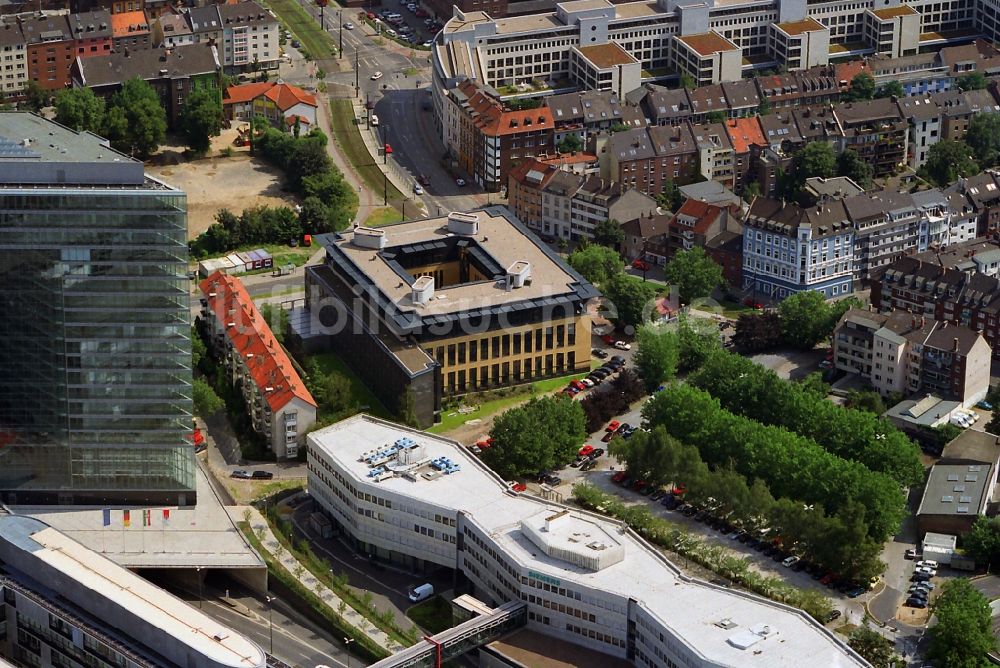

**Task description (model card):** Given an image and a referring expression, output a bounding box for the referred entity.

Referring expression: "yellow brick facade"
[423,314,592,396]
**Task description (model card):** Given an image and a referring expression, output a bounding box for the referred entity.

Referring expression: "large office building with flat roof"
[0,515,266,668]
[0,113,195,506]
[307,414,871,668]
[291,208,598,427]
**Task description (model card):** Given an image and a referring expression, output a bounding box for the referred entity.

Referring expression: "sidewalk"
[232,505,407,653]
[315,100,378,227]
[349,98,423,211]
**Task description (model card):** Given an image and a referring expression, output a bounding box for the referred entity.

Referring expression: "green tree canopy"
[106,77,167,159]
[846,388,887,414]
[592,219,625,248]
[876,80,904,99]
[634,325,679,391]
[178,86,223,153]
[922,140,980,188]
[706,110,726,123]
[793,142,836,182]
[928,579,996,668]
[657,180,683,211]
[777,290,835,349]
[964,516,1000,569]
[603,274,659,330]
[676,314,720,373]
[958,71,989,91]
[663,247,723,304]
[837,148,874,190]
[848,625,902,668]
[965,112,1000,167]
[54,87,105,134]
[732,311,782,352]
[483,396,587,478]
[567,244,622,285]
[556,133,582,153]
[845,72,876,101]
[192,378,224,416]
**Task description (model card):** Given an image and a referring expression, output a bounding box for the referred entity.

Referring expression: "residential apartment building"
[307,414,870,668]
[545,89,646,145]
[895,95,941,169]
[665,198,744,286]
[218,1,279,73]
[292,209,598,427]
[833,308,991,405]
[0,515,266,668]
[0,113,195,505]
[0,21,26,99]
[571,176,656,239]
[622,211,671,265]
[835,98,909,176]
[605,123,698,196]
[950,170,1000,238]
[74,43,221,130]
[110,9,148,51]
[742,197,855,300]
[200,273,316,460]
[20,13,73,90]
[68,9,111,58]
[936,88,1000,140]
[870,240,1000,354]
[846,191,930,285]
[223,81,318,128]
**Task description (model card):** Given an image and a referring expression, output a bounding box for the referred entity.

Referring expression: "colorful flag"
[142,509,151,527]
[162,508,170,526]
[123,509,131,528]
[102,509,111,527]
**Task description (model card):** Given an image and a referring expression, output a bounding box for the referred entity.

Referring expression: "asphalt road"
[154,574,361,668]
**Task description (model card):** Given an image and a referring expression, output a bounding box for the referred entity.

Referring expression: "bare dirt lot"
[147,148,296,240]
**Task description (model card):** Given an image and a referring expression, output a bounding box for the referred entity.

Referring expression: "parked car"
[251,470,274,480]
[915,566,937,576]
[578,445,595,458]
[468,444,482,455]
[231,469,251,479]
[580,378,595,388]
[649,489,666,501]
[613,341,631,351]
[782,556,800,568]
[371,71,383,80]
[543,474,562,486]
[612,471,627,483]
[590,448,605,458]
[508,481,527,493]
[823,610,842,624]
[606,420,621,432]
[632,259,650,271]
[592,348,608,359]
[580,459,597,472]
[976,400,993,410]
[905,597,927,608]
[916,560,939,569]
[904,548,919,560]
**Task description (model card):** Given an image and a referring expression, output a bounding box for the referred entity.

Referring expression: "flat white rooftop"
[0,515,265,668]
[309,415,869,668]
[12,465,263,570]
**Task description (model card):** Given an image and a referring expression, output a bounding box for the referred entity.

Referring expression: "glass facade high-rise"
[0,113,195,505]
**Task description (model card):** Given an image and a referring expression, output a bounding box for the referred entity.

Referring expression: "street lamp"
[266,595,277,654]
[339,9,344,59]
[343,637,355,668]
[195,566,203,610]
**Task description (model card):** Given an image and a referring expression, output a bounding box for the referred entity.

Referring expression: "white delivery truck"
[407,583,434,603]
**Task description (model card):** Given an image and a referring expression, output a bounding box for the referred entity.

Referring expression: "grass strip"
[262,0,335,60]
[328,99,405,206]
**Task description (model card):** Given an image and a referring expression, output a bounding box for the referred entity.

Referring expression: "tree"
[792,142,836,183]
[676,314,720,373]
[989,402,1000,437]
[593,219,625,249]
[958,71,988,91]
[927,579,996,668]
[965,113,1000,167]
[679,73,696,90]
[657,180,683,211]
[778,290,835,349]
[663,247,723,304]
[732,312,782,352]
[54,87,105,134]
[483,396,586,478]
[21,80,49,112]
[876,80,904,99]
[634,325,679,391]
[286,133,333,192]
[848,626,902,668]
[556,133,582,153]
[192,378,224,416]
[178,86,222,153]
[845,72,876,101]
[921,140,979,188]
[797,371,830,399]
[603,273,659,330]
[567,244,622,285]
[964,516,1000,569]
[846,388,887,415]
[398,389,419,427]
[837,148,873,190]
[106,77,167,158]
[706,110,726,123]
[320,372,355,416]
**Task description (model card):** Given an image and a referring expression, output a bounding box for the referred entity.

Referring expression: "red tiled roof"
[199,272,317,413]
[835,60,871,85]
[725,116,766,154]
[110,11,148,37]
[264,82,318,110]
[223,81,273,104]
[538,152,598,167]
[284,114,311,126]
[461,81,554,137]
[670,199,725,236]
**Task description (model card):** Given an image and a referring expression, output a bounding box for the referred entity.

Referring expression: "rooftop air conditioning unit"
[353,226,386,250]
[447,211,479,236]
[507,260,531,288]
[412,275,434,305]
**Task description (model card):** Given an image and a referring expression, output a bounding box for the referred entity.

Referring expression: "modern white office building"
[307,414,870,668]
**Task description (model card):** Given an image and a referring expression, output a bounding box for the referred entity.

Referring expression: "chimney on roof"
[953,337,959,351]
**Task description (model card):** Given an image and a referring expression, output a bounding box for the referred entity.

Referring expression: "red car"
[366,11,375,18]
[508,481,527,493]
[606,420,621,432]
[570,380,586,391]
[578,444,594,458]
[612,471,627,483]
[476,437,494,449]
[601,334,614,345]
[632,259,650,271]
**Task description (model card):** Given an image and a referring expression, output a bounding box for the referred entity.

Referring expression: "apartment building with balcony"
[845,191,927,285]
[0,20,26,99]
[199,272,316,460]
[212,0,278,73]
[742,197,855,300]
[665,198,744,285]
[692,121,735,190]
[950,170,1000,238]
[605,123,698,196]
[834,97,909,176]
[833,309,991,406]
[870,239,1000,355]
[545,89,646,146]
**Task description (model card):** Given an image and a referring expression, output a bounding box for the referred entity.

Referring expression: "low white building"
[921,532,957,565]
[307,414,870,668]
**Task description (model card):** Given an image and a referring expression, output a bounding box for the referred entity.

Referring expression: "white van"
[408,583,434,603]
[385,28,398,38]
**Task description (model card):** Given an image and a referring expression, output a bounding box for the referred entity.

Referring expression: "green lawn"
[328,99,406,207]
[718,299,757,319]
[261,0,335,60]
[364,207,403,227]
[428,371,590,435]
[308,351,392,419]
[406,596,453,635]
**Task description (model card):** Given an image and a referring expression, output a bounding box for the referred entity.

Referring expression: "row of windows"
[431,325,576,367]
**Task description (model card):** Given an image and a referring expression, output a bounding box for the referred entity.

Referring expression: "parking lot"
[369,2,442,48]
